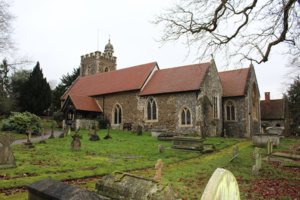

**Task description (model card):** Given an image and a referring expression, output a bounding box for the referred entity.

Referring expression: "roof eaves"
[61,76,80,100]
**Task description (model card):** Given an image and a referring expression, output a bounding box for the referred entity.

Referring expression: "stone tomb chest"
[252,133,280,146]
[171,136,205,151]
[266,127,284,135]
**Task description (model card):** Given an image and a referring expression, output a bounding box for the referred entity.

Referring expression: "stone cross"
[252,147,261,176]
[71,131,83,151]
[229,146,238,162]
[27,127,33,142]
[88,123,93,135]
[154,159,163,181]
[50,123,55,138]
[0,132,16,169]
[158,144,165,154]
[39,128,46,144]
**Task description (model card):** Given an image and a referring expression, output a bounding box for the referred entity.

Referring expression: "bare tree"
[153,0,300,66]
[48,79,58,90]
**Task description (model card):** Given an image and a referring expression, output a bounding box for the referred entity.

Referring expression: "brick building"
[61,40,261,138]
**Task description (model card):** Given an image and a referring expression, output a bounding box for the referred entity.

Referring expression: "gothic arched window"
[252,83,258,120]
[226,101,236,121]
[180,107,191,125]
[113,104,122,124]
[146,97,157,121]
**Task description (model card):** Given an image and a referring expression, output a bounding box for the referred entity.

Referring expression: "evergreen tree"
[287,76,300,126]
[19,62,51,115]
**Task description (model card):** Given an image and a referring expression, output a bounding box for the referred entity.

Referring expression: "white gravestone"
[201,168,240,200]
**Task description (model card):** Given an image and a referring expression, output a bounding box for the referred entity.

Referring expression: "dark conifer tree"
[19,62,51,115]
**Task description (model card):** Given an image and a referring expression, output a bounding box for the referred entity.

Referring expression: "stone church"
[61,40,261,138]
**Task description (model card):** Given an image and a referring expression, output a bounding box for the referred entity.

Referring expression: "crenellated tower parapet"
[80,39,117,77]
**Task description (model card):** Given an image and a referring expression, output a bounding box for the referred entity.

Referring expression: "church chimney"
[265,92,270,102]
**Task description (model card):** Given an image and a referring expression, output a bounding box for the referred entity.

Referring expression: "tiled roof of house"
[69,94,102,112]
[260,99,284,120]
[62,62,157,99]
[139,63,210,96]
[219,68,249,97]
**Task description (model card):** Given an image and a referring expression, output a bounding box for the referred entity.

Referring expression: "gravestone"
[119,123,123,131]
[95,171,180,200]
[26,178,108,200]
[82,119,87,130]
[104,124,112,139]
[131,124,136,134]
[252,147,261,176]
[39,128,46,144]
[89,122,100,141]
[49,123,55,139]
[154,159,163,181]
[0,132,16,169]
[267,139,273,155]
[201,168,240,200]
[66,125,71,136]
[23,127,35,149]
[88,124,93,136]
[137,125,142,136]
[71,129,82,151]
[158,144,165,154]
[229,146,239,162]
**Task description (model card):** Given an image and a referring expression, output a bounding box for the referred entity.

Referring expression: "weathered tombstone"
[252,147,261,176]
[201,124,206,140]
[267,156,270,165]
[131,124,136,134]
[49,123,55,139]
[88,123,93,136]
[267,139,271,154]
[270,140,273,154]
[71,129,82,151]
[229,146,239,162]
[26,178,108,200]
[158,144,165,154]
[202,143,216,153]
[0,132,16,169]
[153,159,163,181]
[119,123,123,131]
[201,168,240,200]
[89,122,100,141]
[66,125,71,136]
[39,128,46,144]
[24,127,35,149]
[95,171,180,200]
[104,124,112,139]
[137,125,142,136]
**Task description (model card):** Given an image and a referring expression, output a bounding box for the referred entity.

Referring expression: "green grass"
[0,130,238,190]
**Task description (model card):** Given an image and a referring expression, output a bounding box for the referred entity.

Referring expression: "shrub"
[97,115,110,129]
[53,111,64,125]
[2,112,41,135]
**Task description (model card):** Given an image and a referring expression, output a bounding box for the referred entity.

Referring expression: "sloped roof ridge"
[219,67,249,73]
[69,94,89,97]
[159,62,210,71]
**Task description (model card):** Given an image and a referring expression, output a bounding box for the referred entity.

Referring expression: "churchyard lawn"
[1,130,300,199]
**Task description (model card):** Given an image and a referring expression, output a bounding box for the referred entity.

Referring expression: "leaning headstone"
[23,127,35,149]
[229,146,239,162]
[89,122,100,141]
[95,171,180,200]
[26,178,108,200]
[49,123,55,139]
[201,168,240,200]
[158,144,165,154]
[104,124,112,139]
[119,123,123,131]
[154,159,163,181]
[39,128,46,144]
[88,124,93,136]
[0,132,16,169]
[71,129,82,151]
[137,125,142,136]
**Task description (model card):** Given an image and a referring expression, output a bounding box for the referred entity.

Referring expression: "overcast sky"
[10,0,291,100]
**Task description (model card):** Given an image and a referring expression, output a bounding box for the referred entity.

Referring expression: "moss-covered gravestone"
[201,168,240,200]
[137,125,142,136]
[24,127,35,149]
[66,125,71,136]
[158,144,165,154]
[71,128,82,151]
[0,132,16,169]
[39,128,46,144]
[95,171,180,200]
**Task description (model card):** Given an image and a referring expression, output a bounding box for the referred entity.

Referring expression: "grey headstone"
[0,132,16,169]
[158,144,165,154]
[137,125,142,136]
[229,146,238,162]
[71,132,82,151]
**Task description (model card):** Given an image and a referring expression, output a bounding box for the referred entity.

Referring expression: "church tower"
[80,39,117,77]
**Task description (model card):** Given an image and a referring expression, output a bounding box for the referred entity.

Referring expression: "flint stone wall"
[95,171,180,200]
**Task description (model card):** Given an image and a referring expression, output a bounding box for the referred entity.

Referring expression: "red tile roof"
[260,99,284,120]
[69,94,102,112]
[219,68,249,97]
[139,63,210,96]
[62,62,157,99]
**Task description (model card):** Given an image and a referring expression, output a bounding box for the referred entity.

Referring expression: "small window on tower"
[105,67,108,72]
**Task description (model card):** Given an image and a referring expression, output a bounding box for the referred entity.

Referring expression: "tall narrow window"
[212,91,219,118]
[226,101,236,121]
[180,107,192,126]
[113,104,122,124]
[252,83,258,120]
[146,97,158,121]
